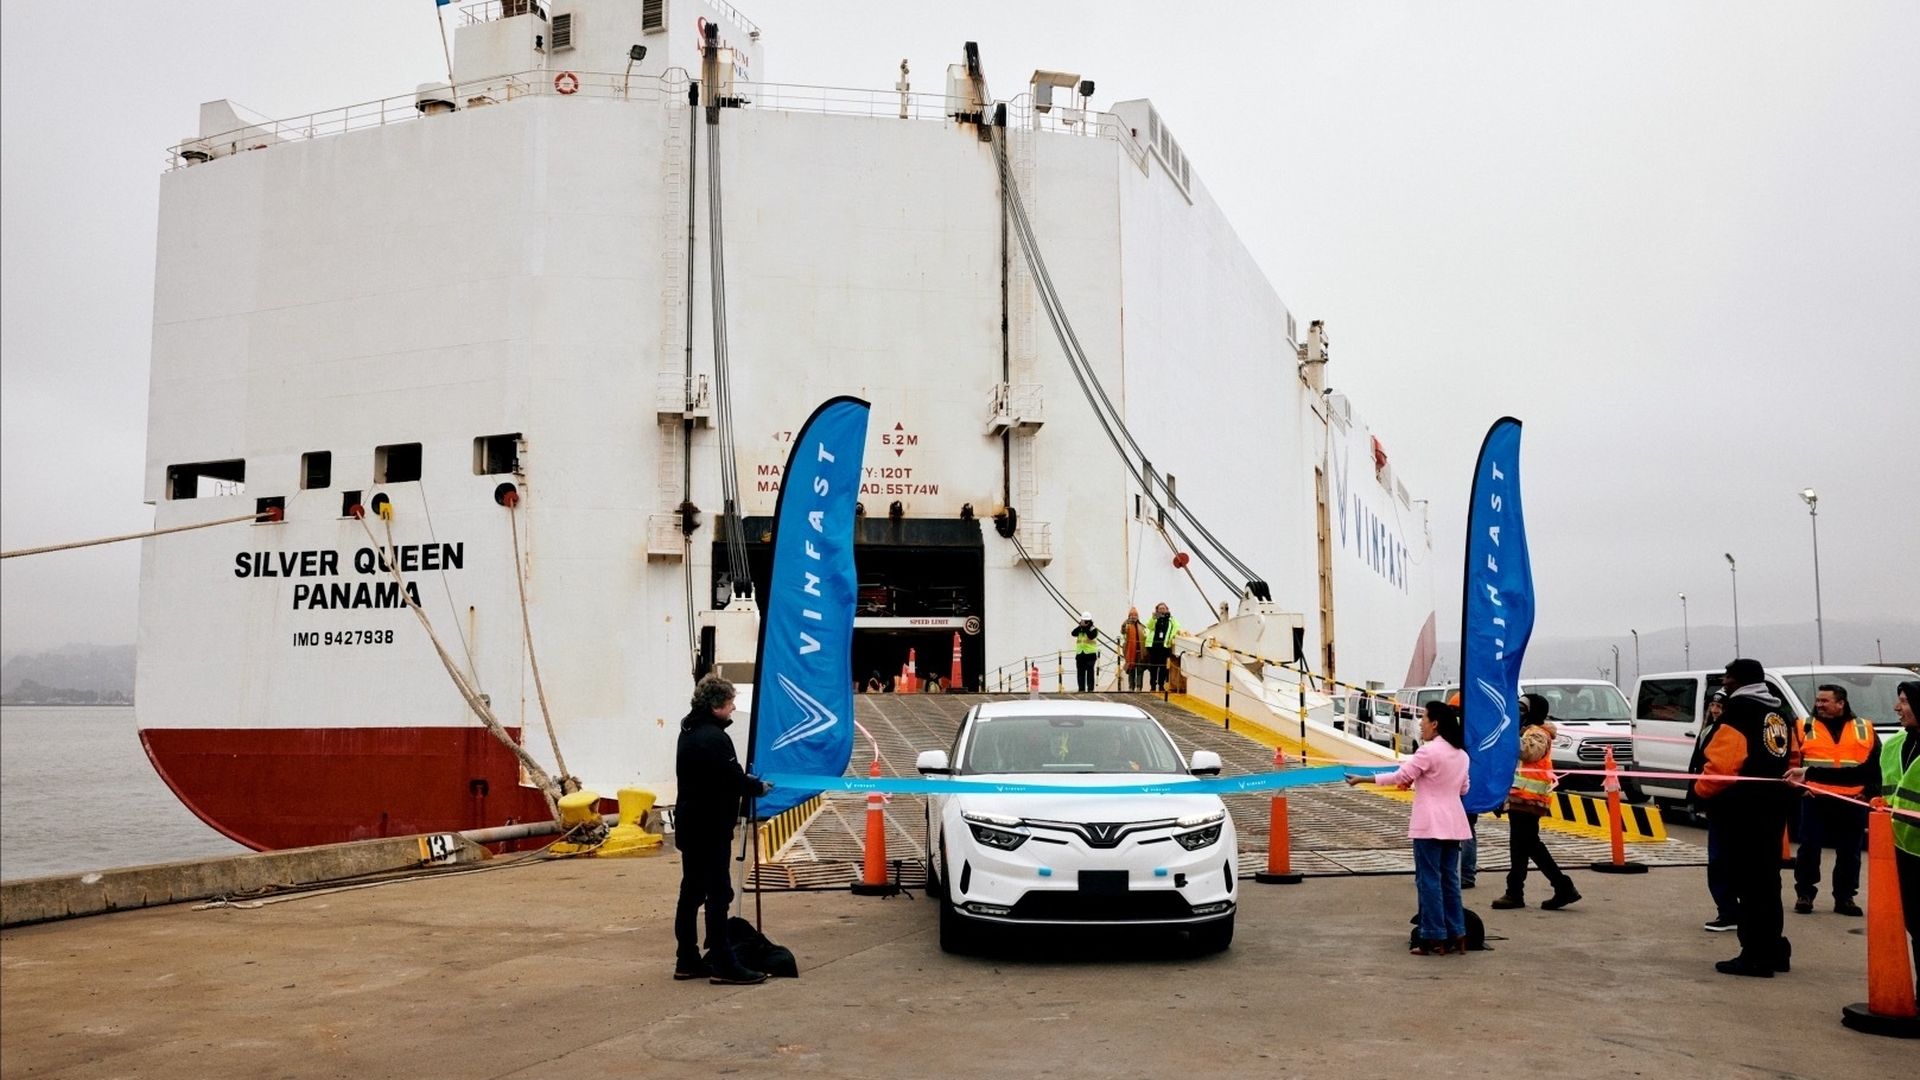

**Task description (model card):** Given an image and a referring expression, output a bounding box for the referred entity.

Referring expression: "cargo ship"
[135,0,1436,849]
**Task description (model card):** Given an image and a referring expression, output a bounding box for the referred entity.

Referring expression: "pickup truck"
[1378,680,1637,793]
[1629,665,1913,814]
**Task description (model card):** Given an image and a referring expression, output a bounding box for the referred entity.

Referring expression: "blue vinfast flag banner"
[1459,417,1535,815]
[747,396,871,819]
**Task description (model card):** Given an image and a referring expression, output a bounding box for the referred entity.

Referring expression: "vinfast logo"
[769,673,838,751]
[1329,440,1411,592]
[1472,677,1510,753]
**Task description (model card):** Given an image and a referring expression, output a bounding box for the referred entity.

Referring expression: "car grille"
[1021,818,1177,849]
[1008,891,1196,922]
[1576,737,1633,764]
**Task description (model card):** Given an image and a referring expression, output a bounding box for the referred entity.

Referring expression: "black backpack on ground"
[726,916,799,978]
[1408,909,1488,951]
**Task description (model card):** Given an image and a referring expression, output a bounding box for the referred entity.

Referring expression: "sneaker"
[1792,897,1814,915]
[1540,883,1582,911]
[1715,957,1774,978]
[1461,879,1477,890]
[1834,900,1864,917]
[1703,916,1739,932]
[1773,937,1792,974]
[672,955,711,981]
[1490,894,1526,910]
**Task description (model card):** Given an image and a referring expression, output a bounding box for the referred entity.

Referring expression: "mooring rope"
[505,499,577,792]
[0,510,269,559]
[353,508,562,820]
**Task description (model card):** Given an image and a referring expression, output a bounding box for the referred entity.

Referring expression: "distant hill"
[0,644,135,704]
[1438,619,1919,685]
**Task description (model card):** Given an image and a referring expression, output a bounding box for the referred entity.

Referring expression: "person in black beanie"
[673,674,774,985]
[1693,658,1801,977]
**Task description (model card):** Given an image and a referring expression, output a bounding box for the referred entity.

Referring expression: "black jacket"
[675,709,759,841]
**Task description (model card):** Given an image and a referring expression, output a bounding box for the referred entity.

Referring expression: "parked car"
[1387,684,1456,749]
[1333,687,1401,747]
[1383,680,1635,795]
[1630,665,1912,813]
[917,700,1237,955]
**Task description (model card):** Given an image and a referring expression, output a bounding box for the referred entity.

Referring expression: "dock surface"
[2,851,1905,1078]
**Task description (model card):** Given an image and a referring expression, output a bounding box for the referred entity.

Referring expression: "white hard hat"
[1079,611,1093,621]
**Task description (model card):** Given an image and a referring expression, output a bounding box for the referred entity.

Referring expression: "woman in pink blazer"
[1348,701,1472,954]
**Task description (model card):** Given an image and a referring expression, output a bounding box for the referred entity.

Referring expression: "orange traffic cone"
[1841,799,1920,1038]
[1781,824,1797,870]
[950,632,963,690]
[1255,747,1302,885]
[851,759,898,897]
[1589,746,1648,874]
[1028,663,1041,700]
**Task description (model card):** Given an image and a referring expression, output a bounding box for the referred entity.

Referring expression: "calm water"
[0,705,244,880]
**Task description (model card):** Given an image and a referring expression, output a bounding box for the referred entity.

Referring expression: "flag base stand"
[1841,1003,1920,1039]
[1253,871,1303,885]
[1589,860,1648,874]
[850,881,903,897]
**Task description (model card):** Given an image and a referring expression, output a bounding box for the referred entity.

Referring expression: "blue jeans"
[1413,838,1465,943]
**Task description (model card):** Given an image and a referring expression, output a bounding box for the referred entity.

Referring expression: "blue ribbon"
[758,765,1355,797]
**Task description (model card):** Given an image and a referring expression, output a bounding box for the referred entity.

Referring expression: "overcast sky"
[3,1,1915,659]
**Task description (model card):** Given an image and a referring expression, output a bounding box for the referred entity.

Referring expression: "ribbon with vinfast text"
[758,765,1353,797]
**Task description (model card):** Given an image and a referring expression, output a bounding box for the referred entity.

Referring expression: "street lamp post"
[1799,488,1825,664]
[1679,593,1690,668]
[1611,645,1622,688]
[1725,553,1740,655]
[1630,629,1640,678]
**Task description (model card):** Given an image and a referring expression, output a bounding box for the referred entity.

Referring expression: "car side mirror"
[916,750,951,776]
[1188,750,1222,777]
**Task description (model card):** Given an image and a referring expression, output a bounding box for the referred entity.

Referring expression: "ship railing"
[1003,93,1149,171]
[166,71,1144,170]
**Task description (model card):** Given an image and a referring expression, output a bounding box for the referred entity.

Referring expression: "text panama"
[231,543,462,610]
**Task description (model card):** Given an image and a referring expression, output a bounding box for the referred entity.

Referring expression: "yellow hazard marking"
[757,795,823,860]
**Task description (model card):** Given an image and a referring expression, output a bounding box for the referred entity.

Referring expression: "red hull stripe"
[139,726,553,851]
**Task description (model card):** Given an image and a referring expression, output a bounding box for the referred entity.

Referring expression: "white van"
[1630,665,1911,808]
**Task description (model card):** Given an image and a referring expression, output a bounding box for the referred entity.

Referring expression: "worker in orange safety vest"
[1783,683,1880,916]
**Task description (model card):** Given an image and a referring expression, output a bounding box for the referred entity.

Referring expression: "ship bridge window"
[473,433,522,475]
[165,459,245,500]
[375,443,422,484]
[301,451,332,490]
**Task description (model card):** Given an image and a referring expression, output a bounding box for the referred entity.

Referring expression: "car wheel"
[1189,913,1234,954]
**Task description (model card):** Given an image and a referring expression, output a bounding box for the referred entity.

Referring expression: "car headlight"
[1174,824,1223,850]
[1552,735,1575,751]
[1176,809,1225,828]
[962,810,1028,851]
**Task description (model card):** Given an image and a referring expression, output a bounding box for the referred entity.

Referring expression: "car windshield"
[1525,682,1631,721]
[961,714,1184,775]
[1782,672,1912,729]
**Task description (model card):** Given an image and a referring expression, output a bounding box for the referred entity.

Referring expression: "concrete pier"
[1,852,1907,1078]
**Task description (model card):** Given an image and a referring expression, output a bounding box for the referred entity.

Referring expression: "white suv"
[917,700,1237,954]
